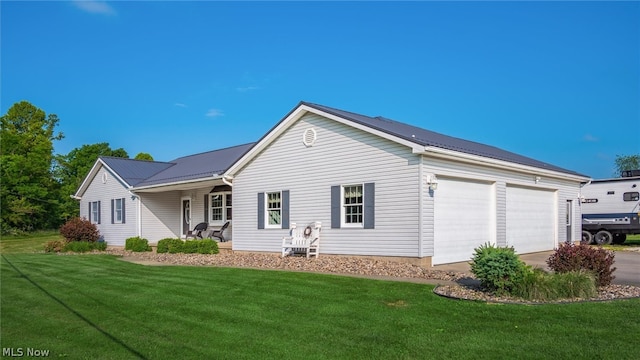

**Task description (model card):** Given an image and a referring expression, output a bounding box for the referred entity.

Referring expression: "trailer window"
[623,192,639,201]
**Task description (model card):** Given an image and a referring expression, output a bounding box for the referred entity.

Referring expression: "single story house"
[75,101,590,265]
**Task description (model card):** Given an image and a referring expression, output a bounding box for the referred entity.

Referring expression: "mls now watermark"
[2,348,50,357]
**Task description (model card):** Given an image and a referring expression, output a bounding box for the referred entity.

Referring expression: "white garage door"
[433,178,494,265]
[506,186,556,254]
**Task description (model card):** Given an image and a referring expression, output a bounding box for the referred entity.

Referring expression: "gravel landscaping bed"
[99,249,640,303]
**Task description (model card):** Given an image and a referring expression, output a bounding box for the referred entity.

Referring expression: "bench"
[282,222,321,258]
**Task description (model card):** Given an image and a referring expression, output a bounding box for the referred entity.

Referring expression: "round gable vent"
[302,128,317,147]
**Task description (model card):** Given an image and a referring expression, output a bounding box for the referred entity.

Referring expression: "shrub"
[547,243,616,286]
[125,237,152,252]
[44,240,66,253]
[167,239,184,254]
[197,239,218,254]
[156,238,218,254]
[94,239,108,251]
[64,241,92,253]
[470,243,530,295]
[60,217,100,242]
[183,240,199,254]
[512,268,597,301]
[156,238,178,254]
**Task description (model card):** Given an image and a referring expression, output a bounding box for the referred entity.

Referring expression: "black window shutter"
[88,203,92,222]
[97,201,101,224]
[364,182,375,229]
[282,190,290,229]
[111,199,115,224]
[331,185,341,229]
[204,194,209,223]
[122,198,126,224]
[257,192,265,229]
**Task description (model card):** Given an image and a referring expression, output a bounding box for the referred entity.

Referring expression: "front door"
[182,198,191,237]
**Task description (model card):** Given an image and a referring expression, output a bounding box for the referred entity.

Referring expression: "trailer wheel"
[581,231,593,245]
[594,230,613,245]
[612,233,627,245]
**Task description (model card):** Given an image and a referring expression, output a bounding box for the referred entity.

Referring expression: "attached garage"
[433,177,495,265]
[506,185,557,254]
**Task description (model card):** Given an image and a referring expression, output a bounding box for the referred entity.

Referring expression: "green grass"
[603,234,640,251]
[2,253,640,360]
[0,230,62,254]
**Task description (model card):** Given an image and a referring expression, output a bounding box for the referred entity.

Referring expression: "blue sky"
[2,1,638,179]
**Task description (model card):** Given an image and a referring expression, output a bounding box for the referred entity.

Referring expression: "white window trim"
[264,191,282,229]
[341,184,364,228]
[209,192,232,226]
[114,198,124,224]
[90,201,100,224]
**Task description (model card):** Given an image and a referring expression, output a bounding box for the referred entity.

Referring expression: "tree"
[1,101,63,232]
[134,152,154,161]
[54,143,128,221]
[614,154,640,177]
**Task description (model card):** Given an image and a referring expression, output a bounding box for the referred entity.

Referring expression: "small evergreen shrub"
[547,243,616,286]
[125,237,152,252]
[60,217,100,242]
[156,238,178,254]
[156,238,218,254]
[44,240,67,253]
[470,243,530,295]
[183,240,200,254]
[197,239,218,254]
[64,241,92,253]
[167,239,185,254]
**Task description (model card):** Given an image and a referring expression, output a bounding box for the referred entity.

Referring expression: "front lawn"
[2,253,639,359]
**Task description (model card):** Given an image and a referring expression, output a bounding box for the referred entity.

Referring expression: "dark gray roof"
[100,157,174,187]
[301,102,587,177]
[134,143,255,188]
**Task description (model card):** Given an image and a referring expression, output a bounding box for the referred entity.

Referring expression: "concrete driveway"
[433,250,640,287]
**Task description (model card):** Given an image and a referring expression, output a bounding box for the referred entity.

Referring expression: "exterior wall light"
[426,174,439,191]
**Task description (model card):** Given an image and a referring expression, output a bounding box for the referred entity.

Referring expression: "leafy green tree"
[614,154,640,177]
[134,152,154,161]
[1,101,63,232]
[54,143,128,220]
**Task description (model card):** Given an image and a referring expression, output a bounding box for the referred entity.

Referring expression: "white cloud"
[583,134,599,142]
[205,109,224,118]
[72,1,116,16]
[174,103,187,108]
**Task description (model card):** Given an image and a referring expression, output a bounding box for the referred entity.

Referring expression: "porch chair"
[186,222,209,239]
[282,222,321,258]
[210,221,230,242]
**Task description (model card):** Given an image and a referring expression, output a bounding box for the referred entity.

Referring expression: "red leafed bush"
[59,217,100,243]
[546,243,616,286]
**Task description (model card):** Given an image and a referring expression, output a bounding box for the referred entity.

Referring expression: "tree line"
[1,101,153,234]
[1,100,639,233]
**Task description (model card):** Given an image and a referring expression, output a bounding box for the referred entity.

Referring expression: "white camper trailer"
[581,174,640,245]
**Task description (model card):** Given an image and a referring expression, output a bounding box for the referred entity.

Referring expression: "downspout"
[418,155,424,259]
[222,175,233,187]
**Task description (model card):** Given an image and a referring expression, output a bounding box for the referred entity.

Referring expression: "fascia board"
[74,159,132,198]
[225,104,423,176]
[419,146,591,182]
[131,175,222,192]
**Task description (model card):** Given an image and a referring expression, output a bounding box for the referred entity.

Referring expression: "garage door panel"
[506,186,555,254]
[433,178,494,265]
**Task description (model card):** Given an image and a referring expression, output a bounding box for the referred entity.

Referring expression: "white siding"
[233,113,422,257]
[139,192,181,243]
[422,156,582,257]
[79,167,137,246]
